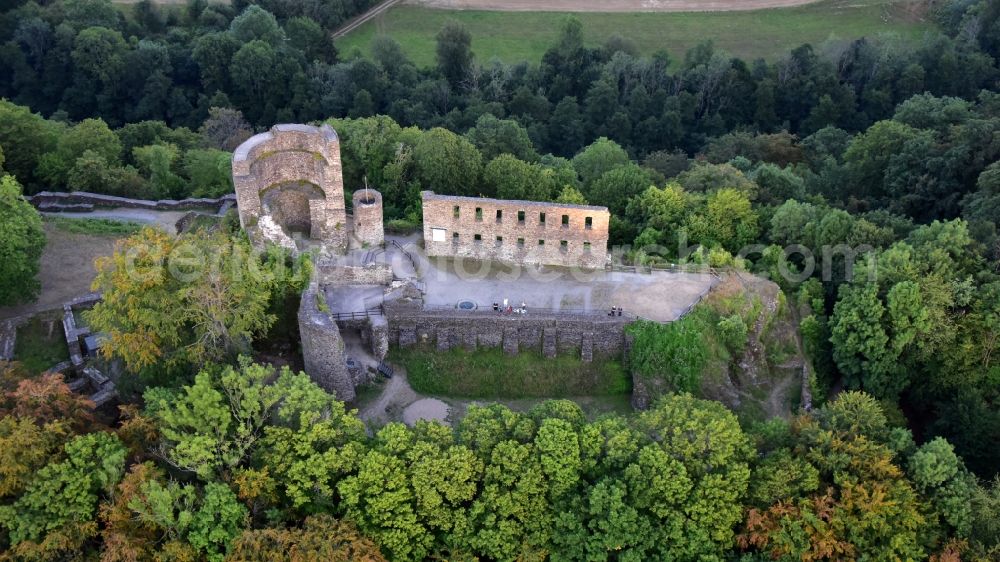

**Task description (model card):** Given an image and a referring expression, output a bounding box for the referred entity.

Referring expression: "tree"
[482,154,553,201]
[36,118,121,188]
[571,137,630,188]
[127,479,248,562]
[200,107,252,151]
[686,188,760,253]
[588,164,653,216]
[86,229,278,371]
[0,415,69,501]
[228,515,386,561]
[0,175,45,306]
[133,143,185,199]
[548,96,585,156]
[229,5,285,45]
[1,372,94,430]
[184,148,234,197]
[465,114,538,162]
[0,432,126,548]
[634,393,753,558]
[148,359,349,481]
[436,20,473,89]
[554,185,588,205]
[0,101,57,189]
[412,128,482,197]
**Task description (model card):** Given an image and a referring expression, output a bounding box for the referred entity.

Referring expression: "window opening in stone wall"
[585,216,593,229]
[453,232,459,242]
[496,236,503,246]
[474,234,482,242]
[518,210,525,224]
[584,241,592,252]
[560,240,568,252]
[539,212,546,224]
[538,239,545,246]
[561,214,569,227]
[517,237,525,247]
[476,207,483,221]
[453,205,460,218]
[496,209,503,223]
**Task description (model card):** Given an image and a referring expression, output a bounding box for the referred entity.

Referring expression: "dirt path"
[358,370,420,425]
[334,0,405,38]
[406,0,824,12]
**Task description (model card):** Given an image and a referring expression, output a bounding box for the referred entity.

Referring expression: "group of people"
[493,298,528,315]
[609,306,624,316]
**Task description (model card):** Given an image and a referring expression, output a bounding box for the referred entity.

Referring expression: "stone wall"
[316,262,394,286]
[232,124,348,253]
[421,191,610,268]
[298,282,354,401]
[29,191,235,213]
[384,307,628,362]
[352,188,384,248]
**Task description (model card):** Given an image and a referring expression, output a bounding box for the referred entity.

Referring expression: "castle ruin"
[421,191,610,269]
[232,124,714,402]
[232,124,349,253]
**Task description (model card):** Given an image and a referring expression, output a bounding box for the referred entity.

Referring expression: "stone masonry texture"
[421,191,610,268]
[352,188,385,247]
[232,124,348,253]
[298,282,354,401]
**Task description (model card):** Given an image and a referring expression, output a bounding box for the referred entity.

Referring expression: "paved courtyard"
[322,235,718,323]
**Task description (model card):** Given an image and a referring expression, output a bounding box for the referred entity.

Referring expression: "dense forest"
[2,0,1000,558]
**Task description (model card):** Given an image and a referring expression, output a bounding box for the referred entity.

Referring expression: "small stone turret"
[352,188,384,248]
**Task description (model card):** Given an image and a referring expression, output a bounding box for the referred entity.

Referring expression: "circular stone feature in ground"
[457,300,477,310]
[402,398,449,426]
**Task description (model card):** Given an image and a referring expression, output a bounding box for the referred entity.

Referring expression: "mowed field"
[336,0,935,67]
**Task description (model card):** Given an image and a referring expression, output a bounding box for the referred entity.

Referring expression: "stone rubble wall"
[421,191,610,269]
[298,281,355,401]
[28,191,236,213]
[352,189,385,248]
[384,308,628,362]
[316,262,394,286]
[232,124,348,253]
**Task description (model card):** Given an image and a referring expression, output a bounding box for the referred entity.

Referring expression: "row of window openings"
[459,232,591,252]
[458,206,593,229]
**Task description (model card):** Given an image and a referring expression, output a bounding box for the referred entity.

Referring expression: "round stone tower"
[352,188,384,247]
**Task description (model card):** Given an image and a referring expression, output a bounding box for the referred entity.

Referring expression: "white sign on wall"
[431,228,447,242]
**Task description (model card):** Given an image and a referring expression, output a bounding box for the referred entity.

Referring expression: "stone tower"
[352,188,385,248]
[232,124,348,254]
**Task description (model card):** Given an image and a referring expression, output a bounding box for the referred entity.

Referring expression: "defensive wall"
[298,281,355,400]
[421,191,610,269]
[385,306,630,362]
[28,191,236,214]
[232,124,348,253]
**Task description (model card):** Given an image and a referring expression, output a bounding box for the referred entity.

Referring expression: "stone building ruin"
[232,124,349,253]
[352,187,385,248]
[421,191,610,268]
[232,124,713,403]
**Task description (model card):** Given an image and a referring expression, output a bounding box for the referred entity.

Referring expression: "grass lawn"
[390,345,630,398]
[336,0,934,68]
[46,216,145,236]
[14,312,70,374]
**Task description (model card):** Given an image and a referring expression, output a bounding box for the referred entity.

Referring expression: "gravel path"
[407,0,823,12]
